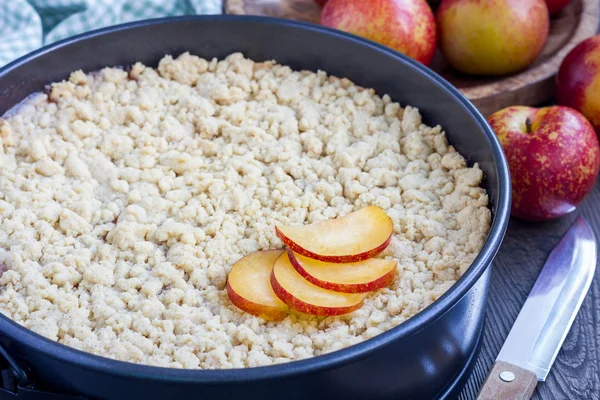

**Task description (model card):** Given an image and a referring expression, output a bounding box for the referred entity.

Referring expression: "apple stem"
[525,117,533,134]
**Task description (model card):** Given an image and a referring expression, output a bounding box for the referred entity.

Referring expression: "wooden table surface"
[458,178,600,400]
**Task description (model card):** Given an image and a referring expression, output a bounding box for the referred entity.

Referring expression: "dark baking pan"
[0,15,511,400]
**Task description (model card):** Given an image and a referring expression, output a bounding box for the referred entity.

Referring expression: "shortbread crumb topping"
[0,53,491,368]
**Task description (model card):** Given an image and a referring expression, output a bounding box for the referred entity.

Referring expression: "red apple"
[545,0,572,16]
[556,35,600,133]
[315,0,327,6]
[488,106,600,221]
[320,0,437,66]
[437,0,549,75]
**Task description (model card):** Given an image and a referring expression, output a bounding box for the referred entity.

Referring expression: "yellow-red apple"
[227,250,289,321]
[488,106,600,221]
[271,252,366,316]
[288,249,397,293]
[556,35,600,133]
[437,0,549,75]
[275,206,393,263]
[320,0,437,66]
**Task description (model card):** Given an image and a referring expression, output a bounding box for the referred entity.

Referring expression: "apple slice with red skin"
[227,250,289,321]
[275,206,393,264]
[271,252,366,316]
[287,249,397,293]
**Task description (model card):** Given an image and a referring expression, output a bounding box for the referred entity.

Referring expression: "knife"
[476,216,597,400]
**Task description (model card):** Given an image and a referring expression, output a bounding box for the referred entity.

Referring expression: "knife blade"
[477,216,597,400]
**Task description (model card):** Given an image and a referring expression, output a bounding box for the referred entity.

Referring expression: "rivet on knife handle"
[476,360,538,400]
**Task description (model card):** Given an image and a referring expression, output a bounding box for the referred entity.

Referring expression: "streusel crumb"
[0,52,490,368]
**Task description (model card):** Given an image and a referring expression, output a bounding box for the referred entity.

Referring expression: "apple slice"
[288,249,397,293]
[271,252,366,316]
[275,206,393,263]
[227,250,289,321]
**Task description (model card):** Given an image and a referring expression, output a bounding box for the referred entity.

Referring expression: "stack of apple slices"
[227,206,397,321]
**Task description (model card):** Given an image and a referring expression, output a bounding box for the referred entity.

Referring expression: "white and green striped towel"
[0,0,223,67]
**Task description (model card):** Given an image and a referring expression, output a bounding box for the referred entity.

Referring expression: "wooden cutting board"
[225,0,600,116]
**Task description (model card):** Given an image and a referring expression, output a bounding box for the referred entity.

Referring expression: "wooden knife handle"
[476,360,538,400]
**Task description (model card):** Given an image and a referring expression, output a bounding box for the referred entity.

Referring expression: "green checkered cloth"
[0,0,223,67]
